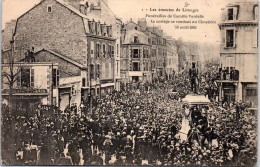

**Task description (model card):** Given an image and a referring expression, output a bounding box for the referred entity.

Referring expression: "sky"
[2,0,234,44]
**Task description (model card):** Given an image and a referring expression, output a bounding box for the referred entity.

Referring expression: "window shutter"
[88,22,92,34]
[252,29,258,48]
[30,68,34,87]
[231,57,235,67]
[233,29,236,47]
[99,44,102,57]
[233,7,237,20]
[255,6,258,20]
[57,69,59,86]
[226,57,230,68]
[97,43,100,58]
[108,45,110,57]
[221,30,226,48]
[222,9,226,21]
[112,46,114,57]
[95,22,98,35]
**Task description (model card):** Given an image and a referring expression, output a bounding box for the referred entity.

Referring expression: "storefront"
[242,83,257,107]
[217,81,237,103]
[1,89,49,114]
[59,87,71,111]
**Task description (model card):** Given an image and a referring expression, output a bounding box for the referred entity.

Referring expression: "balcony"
[129,71,142,77]
[216,69,239,82]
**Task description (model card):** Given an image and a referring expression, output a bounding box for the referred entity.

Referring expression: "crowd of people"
[1,71,257,166]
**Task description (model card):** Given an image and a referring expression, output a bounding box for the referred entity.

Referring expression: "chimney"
[138,18,147,30]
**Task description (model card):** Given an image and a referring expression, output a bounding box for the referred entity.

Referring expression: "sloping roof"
[13,0,89,35]
[56,0,89,19]
[34,48,86,69]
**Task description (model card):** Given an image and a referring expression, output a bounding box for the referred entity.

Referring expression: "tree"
[1,39,21,113]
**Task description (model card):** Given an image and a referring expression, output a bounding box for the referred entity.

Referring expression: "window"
[102,25,107,36]
[96,23,101,35]
[143,49,149,58]
[89,22,93,34]
[227,8,233,20]
[91,41,94,58]
[107,26,112,37]
[117,44,119,56]
[132,62,140,71]
[103,44,106,58]
[92,22,96,35]
[152,37,156,45]
[90,64,94,79]
[111,45,114,58]
[143,61,149,71]
[226,29,235,47]
[132,49,139,58]
[31,69,34,87]
[135,27,137,30]
[82,78,86,87]
[20,68,34,88]
[96,64,100,79]
[134,36,138,43]
[53,69,59,88]
[226,57,235,72]
[96,43,100,58]
[226,7,237,20]
[20,68,30,87]
[47,5,52,13]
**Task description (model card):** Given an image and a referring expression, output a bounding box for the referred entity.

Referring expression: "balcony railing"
[219,69,239,81]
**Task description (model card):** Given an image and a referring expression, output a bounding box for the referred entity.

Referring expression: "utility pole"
[90,77,92,115]
[50,63,54,106]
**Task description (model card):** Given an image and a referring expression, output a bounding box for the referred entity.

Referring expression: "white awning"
[182,94,210,105]
[101,83,115,88]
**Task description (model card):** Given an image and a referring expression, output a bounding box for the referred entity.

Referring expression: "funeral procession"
[1,0,258,166]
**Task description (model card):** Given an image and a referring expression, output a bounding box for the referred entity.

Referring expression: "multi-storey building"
[165,37,178,79]
[148,26,167,79]
[9,0,120,109]
[32,48,88,111]
[218,0,258,106]
[120,18,180,84]
[121,20,152,83]
[2,62,59,110]
[63,0,122,91]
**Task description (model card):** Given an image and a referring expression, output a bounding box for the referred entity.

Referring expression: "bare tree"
[1,39,21,112]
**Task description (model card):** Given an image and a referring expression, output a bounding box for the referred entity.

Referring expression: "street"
[1,72,257,166]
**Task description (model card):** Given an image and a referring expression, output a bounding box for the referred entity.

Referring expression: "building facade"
[121,20,152,84]
[10,0,120,109]
[218,1,258,106]
[2,62,59,110]
[165,38,178,79]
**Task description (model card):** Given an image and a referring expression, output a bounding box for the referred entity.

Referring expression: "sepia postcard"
[1,0,258,166]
